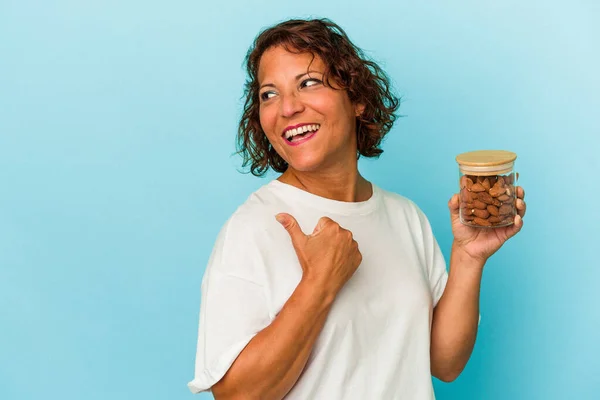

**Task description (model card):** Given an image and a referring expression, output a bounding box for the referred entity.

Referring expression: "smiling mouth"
[282,124,321,143]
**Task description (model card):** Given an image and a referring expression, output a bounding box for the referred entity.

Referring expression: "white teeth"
[284,124,321,140]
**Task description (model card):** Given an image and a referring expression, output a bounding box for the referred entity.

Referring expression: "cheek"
[259,105,277,135]
[259,106,284,151]
[312,94,354,125]
[307,95,332,115]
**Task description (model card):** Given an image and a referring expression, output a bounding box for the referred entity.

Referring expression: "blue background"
[1,0,598,399]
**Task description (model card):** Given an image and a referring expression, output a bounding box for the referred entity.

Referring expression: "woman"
[188,18,526,399]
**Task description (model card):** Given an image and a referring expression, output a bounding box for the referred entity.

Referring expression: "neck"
[277,163,372,203]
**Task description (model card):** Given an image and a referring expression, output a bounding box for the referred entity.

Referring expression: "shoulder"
[375,184,429,224]
[374,185,442,265]
[225,181,284,234]
[209,182,284,271]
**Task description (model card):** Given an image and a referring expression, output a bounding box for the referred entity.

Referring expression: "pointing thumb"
[276,213,305,243]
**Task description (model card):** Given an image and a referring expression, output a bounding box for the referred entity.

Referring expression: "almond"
[462,207,475,216]
[473,209,490,219]
[461,188,476,203]
[487,205,499,216]
[478,192,494,205]
[489,182,506,197]
[471,183,486,192]
[489,216,502,224]
[482,178,491,190]
[466,177,474,190]
[473,217,492,226]
[473,200,487,210]
[497,194,511,202]
[499,204,513,215]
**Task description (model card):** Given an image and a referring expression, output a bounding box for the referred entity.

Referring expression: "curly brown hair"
[237,18,400,176]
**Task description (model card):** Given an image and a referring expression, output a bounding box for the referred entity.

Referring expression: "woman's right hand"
[276,213,362,298]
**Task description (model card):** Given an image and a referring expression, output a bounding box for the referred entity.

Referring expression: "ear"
[354,103,365,117]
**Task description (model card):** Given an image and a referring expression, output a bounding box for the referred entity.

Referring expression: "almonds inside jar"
[459,173,516,227]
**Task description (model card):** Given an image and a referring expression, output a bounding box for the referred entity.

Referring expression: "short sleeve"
[415,205,481,325]
[415,207,449,308]
[188,218,272,393]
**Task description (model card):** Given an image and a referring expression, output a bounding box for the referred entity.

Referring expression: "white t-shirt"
[188,180,449,399]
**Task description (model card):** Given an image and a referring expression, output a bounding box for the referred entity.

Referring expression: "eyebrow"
[259,70,322,90]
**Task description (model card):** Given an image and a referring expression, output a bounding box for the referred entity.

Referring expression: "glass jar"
[455,150,518,228]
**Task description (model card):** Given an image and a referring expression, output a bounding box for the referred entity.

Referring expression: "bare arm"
[432,188,526,381]
[212,278,333,399]
[213,214,361,399]
[430,243,483,382]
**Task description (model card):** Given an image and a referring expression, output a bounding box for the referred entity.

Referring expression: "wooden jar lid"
[456,150,517,166]
[456,150,517,176]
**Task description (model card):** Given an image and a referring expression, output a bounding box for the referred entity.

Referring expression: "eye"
[300,78,322,88]
[260,91,277,101]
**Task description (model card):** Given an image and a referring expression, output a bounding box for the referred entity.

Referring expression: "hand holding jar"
[448,150,527,262]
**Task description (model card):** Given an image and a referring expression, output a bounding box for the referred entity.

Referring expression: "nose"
[280,92,304,118]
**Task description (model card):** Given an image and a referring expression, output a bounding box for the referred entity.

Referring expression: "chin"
[286,155,325,173]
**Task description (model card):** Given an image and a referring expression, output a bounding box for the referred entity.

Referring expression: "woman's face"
[258,46,362,173]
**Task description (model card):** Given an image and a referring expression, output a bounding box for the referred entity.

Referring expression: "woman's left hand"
[448,186,527,262]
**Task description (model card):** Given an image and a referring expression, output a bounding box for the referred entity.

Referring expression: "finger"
[516,198,526,218]
[448,193,460,220]
[516,186,525,200]
[505,214,524,239]
[448,193,460,211]
[275,213,306,244]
